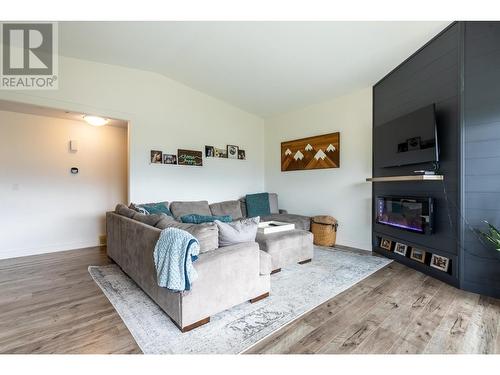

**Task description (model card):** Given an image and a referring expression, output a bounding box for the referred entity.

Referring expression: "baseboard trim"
[0,240,101,260]
[316,243,373,256]
[329,235,372,252]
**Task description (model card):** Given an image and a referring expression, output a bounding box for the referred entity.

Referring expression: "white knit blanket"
[153,227,200,292]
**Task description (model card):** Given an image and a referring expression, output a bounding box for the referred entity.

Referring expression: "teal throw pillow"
[134,202,172,217]
[181,214,232,224]
[245,192,271,218]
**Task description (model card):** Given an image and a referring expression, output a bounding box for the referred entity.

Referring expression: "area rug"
[89,247,391,354]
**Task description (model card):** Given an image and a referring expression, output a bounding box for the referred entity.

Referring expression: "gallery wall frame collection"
[150,149,202,166]
[205,145,246,160]
[150,144,246,167]
[378,237,450,273]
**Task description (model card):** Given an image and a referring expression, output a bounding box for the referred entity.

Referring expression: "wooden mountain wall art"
[281,132,340,171]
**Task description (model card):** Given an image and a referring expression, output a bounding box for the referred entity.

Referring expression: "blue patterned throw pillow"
[181,214,232,224]
[131,202,172,216]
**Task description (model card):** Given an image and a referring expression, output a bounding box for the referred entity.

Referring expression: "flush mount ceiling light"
[83,115,109,127]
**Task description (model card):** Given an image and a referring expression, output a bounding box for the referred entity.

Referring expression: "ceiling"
[59,21,450,117]
[0,100,128,128]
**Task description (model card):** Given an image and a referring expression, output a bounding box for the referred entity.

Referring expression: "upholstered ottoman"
[255,229,314,273]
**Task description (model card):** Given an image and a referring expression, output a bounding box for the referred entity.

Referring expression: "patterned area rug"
[89,247,391,354]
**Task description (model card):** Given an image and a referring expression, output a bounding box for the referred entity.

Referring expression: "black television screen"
[374,104,439,168]
[375,196,434,234]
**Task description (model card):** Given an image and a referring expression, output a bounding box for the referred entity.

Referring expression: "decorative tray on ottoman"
[258,221,295,234]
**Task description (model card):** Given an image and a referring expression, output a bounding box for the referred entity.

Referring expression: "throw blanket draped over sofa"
[153,227,200,292]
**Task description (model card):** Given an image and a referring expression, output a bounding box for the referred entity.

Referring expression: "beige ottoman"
[255,229,314,273]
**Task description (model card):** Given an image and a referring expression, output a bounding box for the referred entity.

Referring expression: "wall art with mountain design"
[281,132,340,171]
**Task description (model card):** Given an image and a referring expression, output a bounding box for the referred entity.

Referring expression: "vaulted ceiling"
[59,21,450,117]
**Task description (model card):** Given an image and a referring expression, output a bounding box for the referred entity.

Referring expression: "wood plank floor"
[0,247,141,354]
[0,247,499,354]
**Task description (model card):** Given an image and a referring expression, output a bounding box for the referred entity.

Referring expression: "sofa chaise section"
[238,194,311,231]
[256,230,314,271]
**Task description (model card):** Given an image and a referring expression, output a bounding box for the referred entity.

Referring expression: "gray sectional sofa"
[106,194,312,332]
[238,193,311,231]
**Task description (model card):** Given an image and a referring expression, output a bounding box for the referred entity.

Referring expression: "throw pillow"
[130,201,172,216]
[115,203,136,218]
[132,212,166,226]
[245,193,271,218]
[269,193,279,214]
[215,216,260,247]
[209,200,244,220]
[155,220,219,253]
[155,215,175,228]
[181,214,232,224]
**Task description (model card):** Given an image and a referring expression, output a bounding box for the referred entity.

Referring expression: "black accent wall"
[372,22,500,298]
[462,22,500,298]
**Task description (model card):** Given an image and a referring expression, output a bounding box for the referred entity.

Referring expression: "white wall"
[0,110,127,259]
[0,56,265,206]
[264,88,373,250]
[0,55,373,257]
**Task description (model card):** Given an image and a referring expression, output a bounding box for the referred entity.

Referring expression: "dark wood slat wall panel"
[372,23,461,286]
[463,21,500,298]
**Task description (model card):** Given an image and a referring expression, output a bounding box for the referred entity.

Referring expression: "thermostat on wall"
[70,140,78,152]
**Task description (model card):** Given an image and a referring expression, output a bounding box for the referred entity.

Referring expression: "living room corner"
[263,87,373,251]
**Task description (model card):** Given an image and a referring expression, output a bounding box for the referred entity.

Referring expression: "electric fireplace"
[375,196,434,234]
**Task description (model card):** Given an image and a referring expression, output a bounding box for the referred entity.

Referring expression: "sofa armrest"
[192,242,260,283]
[279,209,288,214]
[106,212,183,325]
[180,241,264,326]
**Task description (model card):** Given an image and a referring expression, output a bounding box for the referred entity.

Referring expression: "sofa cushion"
[115,203,136,218]
[261,213,311,231]
[246,193,271,218]
[169,201,211,219]
[181,214,232,224]
[131,201,172,216]
[269,193,279,214]
[259,250,272,276]
[132,212,166,227]
[209,200,244,220]
[215,217,260,247]
[156,220,218,253]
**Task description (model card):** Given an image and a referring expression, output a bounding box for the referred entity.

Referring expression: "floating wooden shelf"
[366,175,444,182]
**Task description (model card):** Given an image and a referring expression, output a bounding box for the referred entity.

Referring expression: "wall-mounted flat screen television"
[375,196,434,234]
[374,104,439,168]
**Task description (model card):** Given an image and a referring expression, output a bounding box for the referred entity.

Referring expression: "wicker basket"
[311,215,338,247]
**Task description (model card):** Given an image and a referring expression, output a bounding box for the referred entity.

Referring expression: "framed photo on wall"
[410,248,427,263]
[205,145,215,158]
[430,254,450,272]
[163,154,177,165]
[380,238,393,251]
[150,150,162,164]
[227,145,239,159]
[215,148,227,158]
[394,243,408,256]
